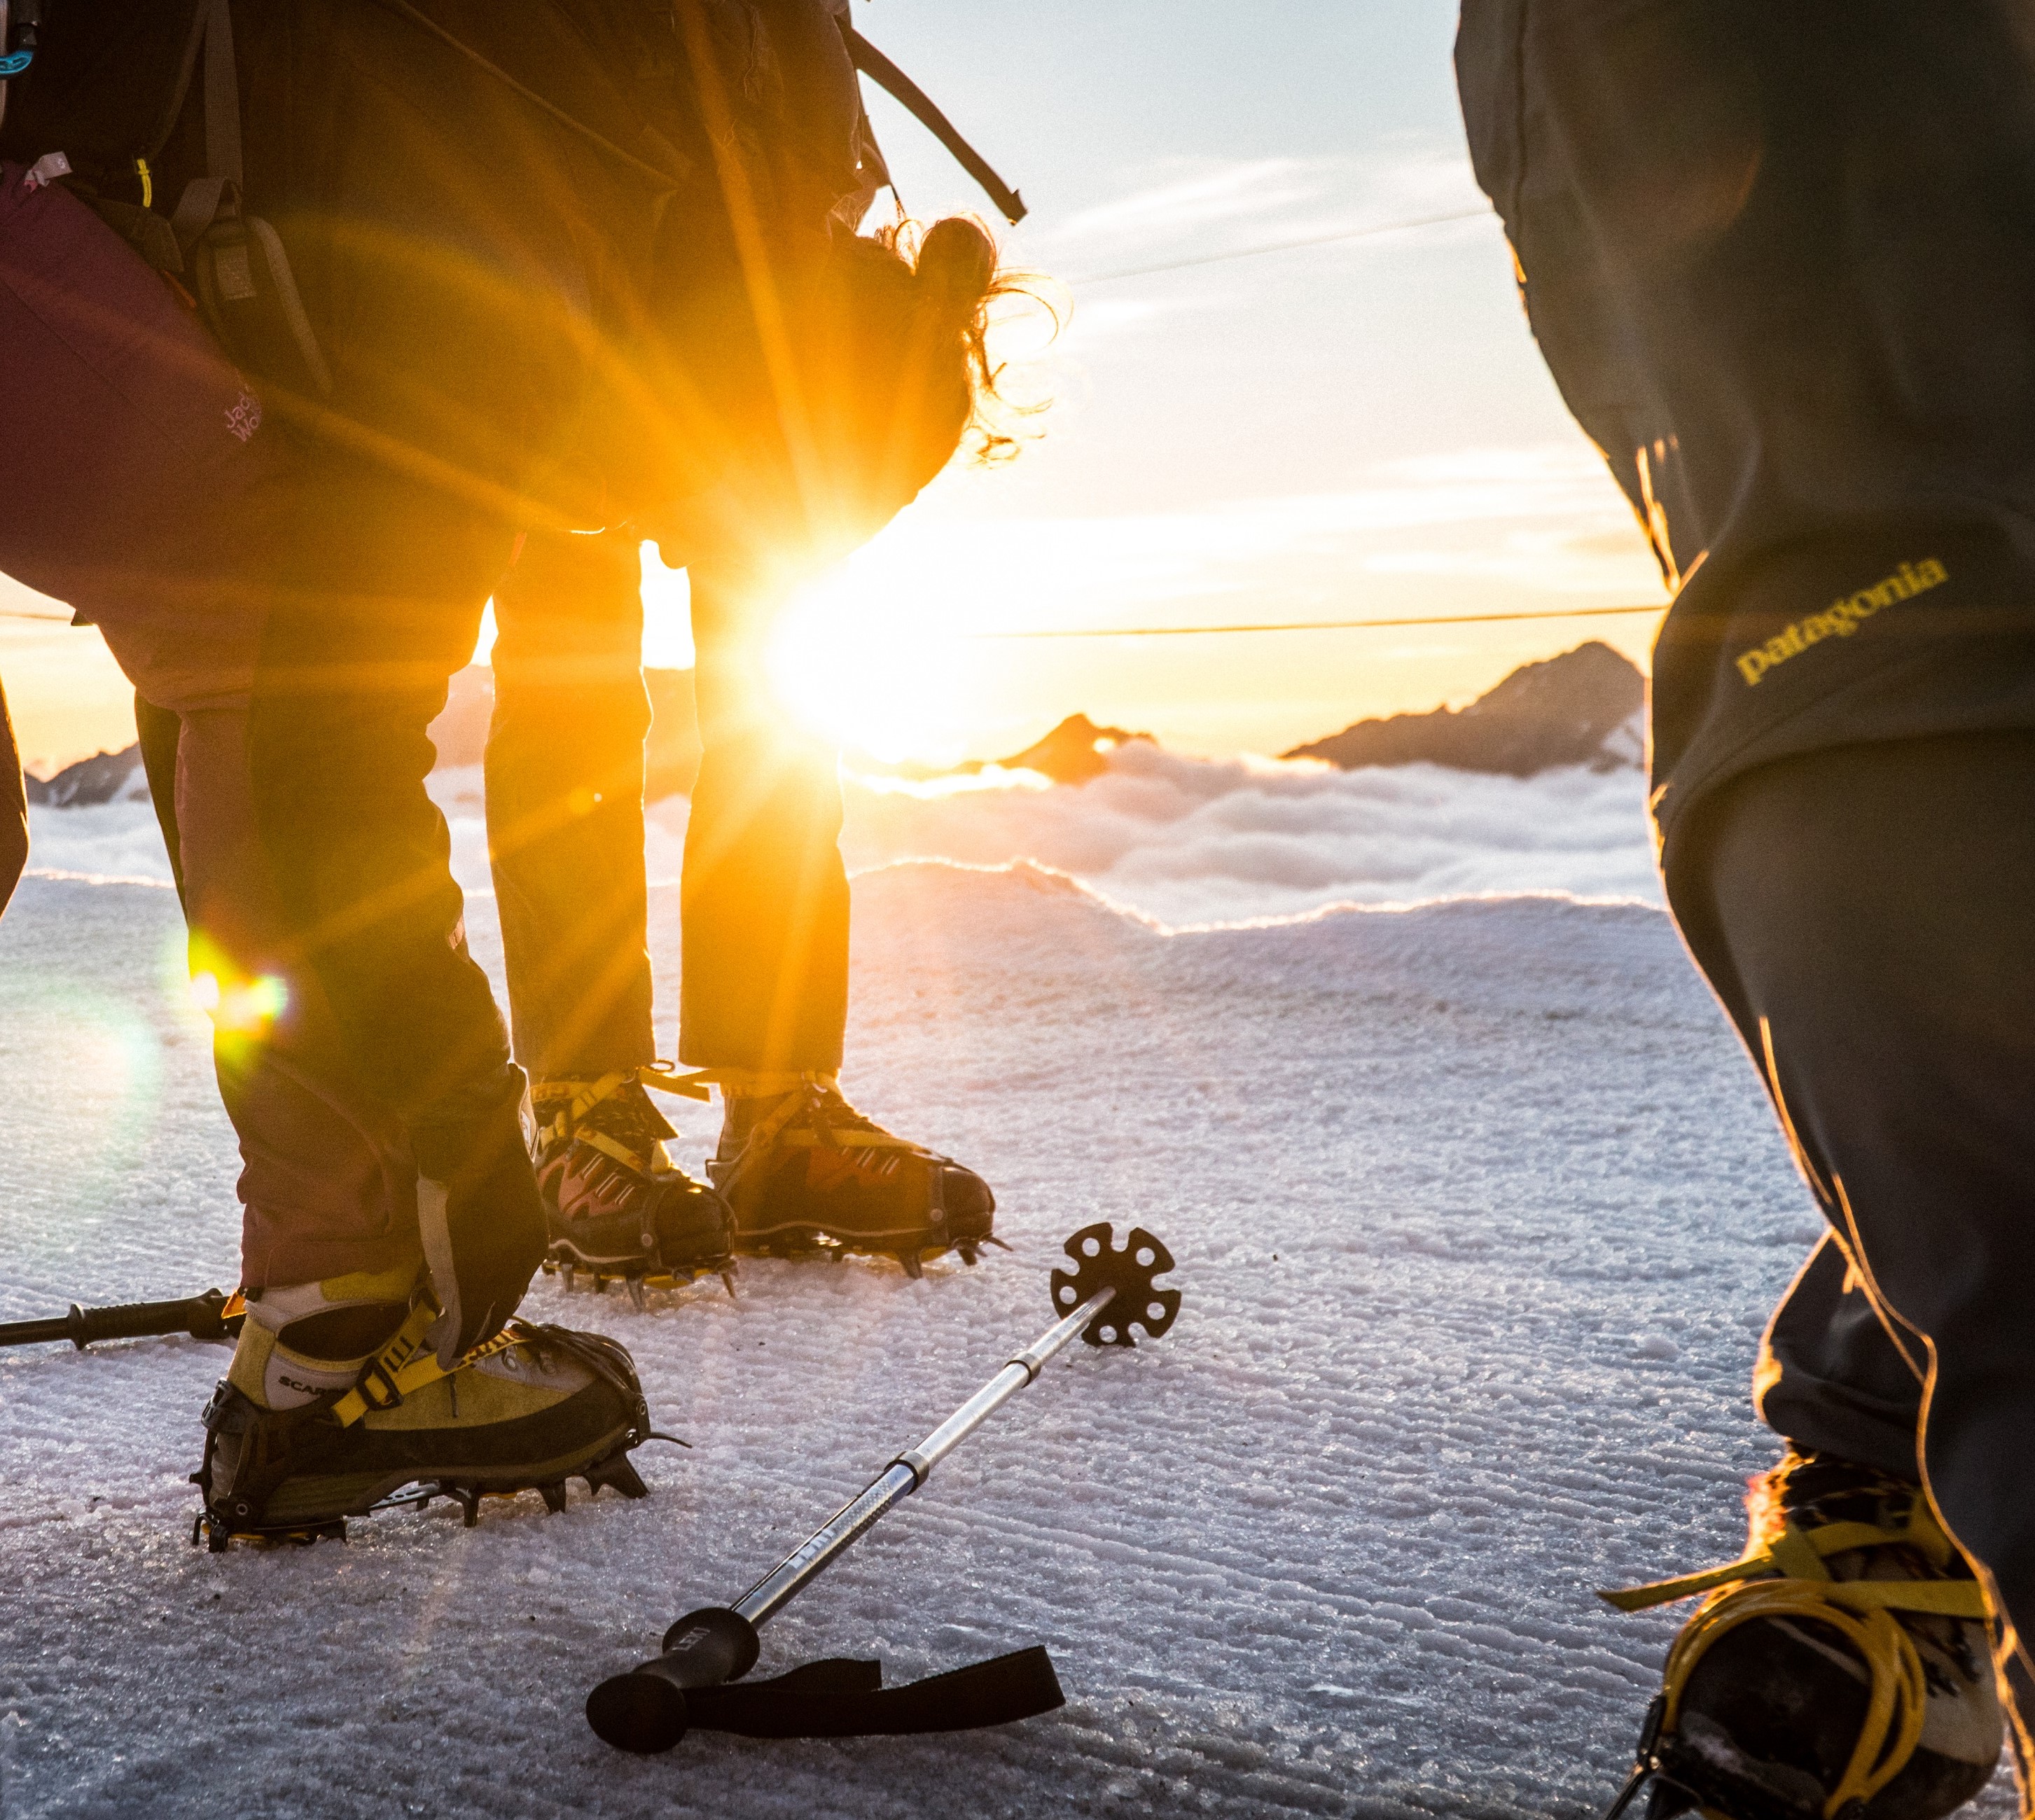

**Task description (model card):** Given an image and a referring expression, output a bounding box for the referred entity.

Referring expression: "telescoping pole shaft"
[731,1284,1117,1627]
[586,1222,1180,1753]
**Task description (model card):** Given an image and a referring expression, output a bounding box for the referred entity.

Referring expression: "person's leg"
[486,529,732,1283]
[251,460,516,1158]
[1669,730,2035,1755]
[487,528,658,1079]
[679,575,848,1076]
[679,576,992,1270]
[249,454,541,1360]
[174,705,421,1287]
[151,473,655,1542]
[104,511,422,1295]
[1665,837,1929,1482]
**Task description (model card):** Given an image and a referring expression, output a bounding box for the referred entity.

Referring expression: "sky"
[1,0,1669,773]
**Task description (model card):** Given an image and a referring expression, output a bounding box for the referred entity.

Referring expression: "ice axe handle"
[585,1606,760,1753]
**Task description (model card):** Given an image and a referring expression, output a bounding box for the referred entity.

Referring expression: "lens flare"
[187,945,288,1036]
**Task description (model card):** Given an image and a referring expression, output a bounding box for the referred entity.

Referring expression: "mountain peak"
[992,713,1155,785]
[1284,641,1644,777]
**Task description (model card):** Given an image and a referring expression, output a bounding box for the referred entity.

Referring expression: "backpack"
[0,0,1021,398]
[0,0,330,396]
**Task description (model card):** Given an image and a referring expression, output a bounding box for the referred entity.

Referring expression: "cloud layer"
[25,743,1660,931]
[669,742,1658,929]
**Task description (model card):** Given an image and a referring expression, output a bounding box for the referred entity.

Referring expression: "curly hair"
[635,207,1051,556]
[815,212,1047,492]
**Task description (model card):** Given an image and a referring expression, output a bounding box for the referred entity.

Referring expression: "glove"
[416,1089,546,1368]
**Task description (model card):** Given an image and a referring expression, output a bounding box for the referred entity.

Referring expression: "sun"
[763,545,987,767]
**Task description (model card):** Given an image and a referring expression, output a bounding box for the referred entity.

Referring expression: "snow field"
[0,810,2015,1814]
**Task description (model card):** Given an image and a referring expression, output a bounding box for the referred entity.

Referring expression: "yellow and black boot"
[533,1073,734,1294]
[194,1266,653,1548]
[1602,1448,2001,1820]
[708,1072,999,1276]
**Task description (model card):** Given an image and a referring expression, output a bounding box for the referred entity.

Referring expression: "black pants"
[1667,730,2035,1720]
[486,528,849,1081]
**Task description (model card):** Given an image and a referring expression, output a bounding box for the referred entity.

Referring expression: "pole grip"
[585,1607,760,1754]
[0,1289,239,1351]
[78,1290,237,1345]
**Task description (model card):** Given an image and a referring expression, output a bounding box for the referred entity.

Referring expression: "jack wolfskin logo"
[224,392,262,443]
[1735,558,1947,686]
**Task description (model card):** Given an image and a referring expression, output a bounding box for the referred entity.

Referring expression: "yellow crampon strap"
[1659,1579,1929,1816]
[639,1065,845,1104]
[1602,1501,1989,1819]
[1599,1501,1985,1618]
[533,1071,642,1143]
[709,1076,927,1197]
[636,1064,716,1104]
[532,1065,704,1169]
[327,1305,525,1428]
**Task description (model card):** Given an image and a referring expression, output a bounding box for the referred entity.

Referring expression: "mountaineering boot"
[1600,1447,2000,1820]
[709,1074,998,1275]
[194,1264,654,1548]
[532,1074,735,1291]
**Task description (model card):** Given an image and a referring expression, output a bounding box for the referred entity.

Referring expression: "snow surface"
[1,767,2014,1816]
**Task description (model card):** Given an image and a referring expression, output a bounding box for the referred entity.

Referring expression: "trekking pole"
[585,1222,1180,1753]
[0,1288,244,1352]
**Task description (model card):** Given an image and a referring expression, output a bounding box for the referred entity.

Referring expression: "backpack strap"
[169,0,331,396]
[838,22,1025,224]
[166,0,239,259]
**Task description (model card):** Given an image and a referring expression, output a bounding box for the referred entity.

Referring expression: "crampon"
[707,1076,1003,1278]
[1598,1449,2000,1820]
[533,1070,737,1304]
[193,1306,672,1550]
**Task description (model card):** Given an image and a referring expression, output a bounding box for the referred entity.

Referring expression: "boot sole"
[543,1240,737,1296]
[195,1431,646,1551]
[730,1225,1004,1277]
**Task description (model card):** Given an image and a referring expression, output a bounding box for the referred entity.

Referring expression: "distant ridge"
[24,648,1644,814]
[22,745,146,808]
[975,713,1155,785]
[1284,641,1644,777]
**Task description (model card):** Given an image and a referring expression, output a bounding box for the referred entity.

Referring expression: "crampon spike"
[583,1450,649,1500]
[1600,1695,1668,1820]
[1601,1767,1651,1820]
